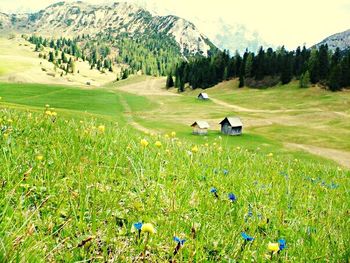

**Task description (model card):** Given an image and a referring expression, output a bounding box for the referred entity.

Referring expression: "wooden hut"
[219,117,243,135]
[191,121,210,135]
[198,93,209,100]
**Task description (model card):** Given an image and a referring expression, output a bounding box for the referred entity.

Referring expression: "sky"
[0,0,349,49]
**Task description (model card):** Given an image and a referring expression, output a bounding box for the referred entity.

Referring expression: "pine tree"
[166,73,174,88]
[299,70,310,88]
[48,51,55,62]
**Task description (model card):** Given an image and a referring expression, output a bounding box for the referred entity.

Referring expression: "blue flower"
[173,236,186,246]
[210,187,217,193]
[278,239,286,250]
[228,193,236,202]
[134,222,143,230]
[223,169,229,175]
[241,232,254,241]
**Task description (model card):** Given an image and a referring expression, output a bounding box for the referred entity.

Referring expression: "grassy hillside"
[0,106,349,262]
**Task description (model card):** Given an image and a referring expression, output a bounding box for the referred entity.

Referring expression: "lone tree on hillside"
[166,73,174,88]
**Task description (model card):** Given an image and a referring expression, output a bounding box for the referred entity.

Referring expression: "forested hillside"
[173,45,350,91]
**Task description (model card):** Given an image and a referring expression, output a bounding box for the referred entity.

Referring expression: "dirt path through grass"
[286,143,350,169]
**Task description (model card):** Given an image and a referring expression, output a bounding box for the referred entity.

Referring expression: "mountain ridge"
[315,29,350,51]
[0,1,217,57]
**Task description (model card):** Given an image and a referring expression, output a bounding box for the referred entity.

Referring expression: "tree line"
[171,45,350,92]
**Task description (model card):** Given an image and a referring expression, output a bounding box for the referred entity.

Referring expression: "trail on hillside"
[118,94,158,134]
[116,77,179,96]
[209,97,315,113]
[286,143,350,169]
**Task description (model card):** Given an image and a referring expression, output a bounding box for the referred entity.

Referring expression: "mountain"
[0,1,217,57]
[315,29,350,51]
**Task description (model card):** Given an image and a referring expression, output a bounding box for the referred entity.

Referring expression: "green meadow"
[0,78,350,262]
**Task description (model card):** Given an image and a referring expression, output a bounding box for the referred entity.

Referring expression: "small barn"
[191,121,210,135]
[219,117,243,135]
[198,93,209,100]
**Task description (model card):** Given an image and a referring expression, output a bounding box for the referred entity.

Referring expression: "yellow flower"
[205,143,209,147]
[45,104,50,108]
[191,146,199,153]
[140,139,149,147]
[155,141,162,147]
[236,146,241,150]
[51,112,57,117]
[45,110,52,116]
[98,125,105,133]
[141,223,156,234]
[164,134,170,139]
[267,242,280,252]
[267,152,274,157]
[171,131,176,137]
[36,155,44,161]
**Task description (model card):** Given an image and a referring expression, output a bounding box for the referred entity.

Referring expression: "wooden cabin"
[219,117,243,135]
[198,93,209,100]
[191,121,210,135]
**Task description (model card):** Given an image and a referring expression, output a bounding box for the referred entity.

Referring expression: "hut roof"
[219,117,243,127]
[191,121,210,129]
[198,93,209,99]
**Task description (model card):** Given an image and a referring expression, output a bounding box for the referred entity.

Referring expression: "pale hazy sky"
[0,0,349,49]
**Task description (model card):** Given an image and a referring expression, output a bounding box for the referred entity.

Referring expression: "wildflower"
[171,131,176,137]
[267,242,280,253]
[164,134,169,139]
[236,146,241,150]
[267,152,274,157]
[140,139,149,147]
[191,146,199,153]
[45,104,50,108]
[205,143,209,147]
[210,187,219,198]
[98,125,105,133]
[141,223,156,234]
[173,236,186,246]
[241,232,254,241]
[133,222,143,231]
[51,112,57,117]
[223,169,229,175]
[228,193,236,202]
[45,110,52,116]
[154,141,162,147]
[36,155,43,161]
[278,239,286,251]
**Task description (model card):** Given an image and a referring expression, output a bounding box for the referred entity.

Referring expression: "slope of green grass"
[0,107,349,262]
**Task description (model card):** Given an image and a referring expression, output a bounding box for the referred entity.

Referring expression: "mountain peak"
[315,29,350,51]
[0,1,216,57]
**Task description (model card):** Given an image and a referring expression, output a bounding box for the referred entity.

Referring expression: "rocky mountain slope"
[315,29,350,51]
[0,1,216,57]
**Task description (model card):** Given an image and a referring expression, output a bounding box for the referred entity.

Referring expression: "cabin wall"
[221,124,242,135]
[192,127,208,135]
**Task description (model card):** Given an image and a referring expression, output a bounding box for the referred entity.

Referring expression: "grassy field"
[0,106,349,262]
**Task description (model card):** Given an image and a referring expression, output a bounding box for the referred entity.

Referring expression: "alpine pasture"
[0,37,350,262]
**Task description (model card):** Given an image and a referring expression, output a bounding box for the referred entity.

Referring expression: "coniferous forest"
[173,45,350,92]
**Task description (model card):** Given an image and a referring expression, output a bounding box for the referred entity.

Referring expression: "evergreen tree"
[166,73,174,88]
[299,70,310,88]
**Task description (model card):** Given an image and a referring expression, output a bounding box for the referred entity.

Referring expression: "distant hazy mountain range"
[315,29,350,51]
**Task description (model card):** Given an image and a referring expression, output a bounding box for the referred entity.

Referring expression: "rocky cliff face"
[0,1,216,57]
[315,29,350,51]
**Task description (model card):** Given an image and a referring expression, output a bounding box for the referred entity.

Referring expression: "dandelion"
[267,242,280,253]
[171,131,176,137]
[36,155,44,161]
[141,223,156,234]
[45,110,52,116]
[241,232,254,241]
[51,112,57,117]
[98,125,105,133]
[228,193,237,202]
[154,141,162,147]
[191,146,199,153]
[140,139,149,147]
[267,152,274,157]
